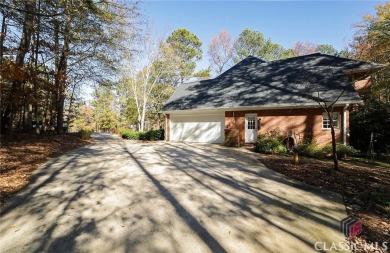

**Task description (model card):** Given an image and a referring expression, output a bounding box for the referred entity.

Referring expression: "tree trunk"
[139,92,148,132]
[0,11,7,66]
[56,94,65,133]
[15,0,35,66]
[328,110,339,170]
[4,0,36,134]
[140,110,145,132]
[66,83,77,127]
[34,0,41,68]
[33,0,42,132]
[137,119,141,132]
[55,2,70,134]
[330,125,339,170]
[53,5,60,133]
[157,113,161,129]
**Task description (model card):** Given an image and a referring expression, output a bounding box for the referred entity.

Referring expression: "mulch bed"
[256,153,390,252]
[0,133,92,209]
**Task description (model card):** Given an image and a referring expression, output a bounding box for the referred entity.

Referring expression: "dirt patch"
[0,133,92,209]
[256,154,390,252]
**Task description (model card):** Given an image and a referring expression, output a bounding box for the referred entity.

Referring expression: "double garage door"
[170,114,225,143]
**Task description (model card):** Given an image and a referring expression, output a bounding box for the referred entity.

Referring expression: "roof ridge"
[267,53,322,64]
[265,52,382,68]
[179,80,201,86]
[216,55,265,78]
[312,52,377,65]
[177,77,216,87]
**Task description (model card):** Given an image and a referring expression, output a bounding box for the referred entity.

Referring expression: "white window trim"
[322,112,340,130]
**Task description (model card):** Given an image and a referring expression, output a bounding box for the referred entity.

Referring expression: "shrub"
[322,143,359,159]
[255,133,287,154]
[118,127,131,135]
[266,129,285,142]
[79,128,92,140]
[139,131,147,140]
[148,129,164,140]
[121,129,164,141]
[159,129,165,140]
[119,128,134,138]
[122,131,140,140]
[298,140,324,158]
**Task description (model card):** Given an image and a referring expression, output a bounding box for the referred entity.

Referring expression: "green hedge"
[122,131,140,140]
[118,128,133,136]
[122,129,164,141]
[149,130,164,140]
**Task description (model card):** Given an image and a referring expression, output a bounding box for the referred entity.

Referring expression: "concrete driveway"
[0,133,348,253]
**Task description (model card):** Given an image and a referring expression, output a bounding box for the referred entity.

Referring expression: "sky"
[142,0,384,71]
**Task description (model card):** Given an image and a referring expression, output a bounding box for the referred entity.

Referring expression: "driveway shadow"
[0,137,348,253]
[125,142,348,252]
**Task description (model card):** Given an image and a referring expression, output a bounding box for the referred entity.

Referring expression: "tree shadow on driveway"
[123,142,348,252]
[0,137,348,253]
[122,147,228,253]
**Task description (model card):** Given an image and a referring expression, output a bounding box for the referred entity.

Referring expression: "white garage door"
[170,114,225,143]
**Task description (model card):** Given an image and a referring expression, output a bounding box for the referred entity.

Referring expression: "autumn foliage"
[0,0,138,135]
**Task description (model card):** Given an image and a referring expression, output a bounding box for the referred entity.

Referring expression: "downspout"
[343,104,349,145]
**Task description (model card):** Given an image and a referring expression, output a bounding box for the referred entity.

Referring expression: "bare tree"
[315,91,345,171]
[293,41,318,56]
[303,67,347,170]
[208,30,233,76]
[123,34,179,131]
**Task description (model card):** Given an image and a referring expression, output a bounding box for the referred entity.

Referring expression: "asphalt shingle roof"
[162,53,381,112]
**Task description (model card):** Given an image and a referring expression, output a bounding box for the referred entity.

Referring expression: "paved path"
[0,133,348,253]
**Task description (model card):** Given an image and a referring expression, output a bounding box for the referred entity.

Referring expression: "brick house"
[162,53,383,146]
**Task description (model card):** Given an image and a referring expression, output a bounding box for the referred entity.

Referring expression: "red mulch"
[0,133,92,209]
[256,154,390,252]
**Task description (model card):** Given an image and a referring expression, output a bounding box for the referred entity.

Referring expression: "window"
[322,112,339,129]
[247,116,256,129]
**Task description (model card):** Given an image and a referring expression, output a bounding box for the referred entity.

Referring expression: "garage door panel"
[170,114,224,143]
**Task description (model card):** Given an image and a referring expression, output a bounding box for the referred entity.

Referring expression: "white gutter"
[162,100,363,114]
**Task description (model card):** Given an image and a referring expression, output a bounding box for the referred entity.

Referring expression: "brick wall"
[225,107,348,146]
